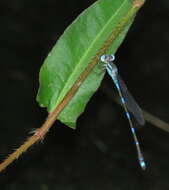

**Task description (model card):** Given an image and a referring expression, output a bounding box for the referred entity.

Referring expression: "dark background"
[0,0,169,189]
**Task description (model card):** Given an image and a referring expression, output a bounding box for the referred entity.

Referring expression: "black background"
[1,0,169,189]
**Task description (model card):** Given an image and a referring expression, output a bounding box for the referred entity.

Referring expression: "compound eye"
[110,54,115,61]
[100,55,107,63]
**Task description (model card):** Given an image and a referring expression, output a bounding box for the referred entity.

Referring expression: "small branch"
[0,57,98,172]
[102,84,169,133]
[143,111,169,133]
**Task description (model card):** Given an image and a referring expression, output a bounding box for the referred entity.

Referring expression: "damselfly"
[100,54,146,170]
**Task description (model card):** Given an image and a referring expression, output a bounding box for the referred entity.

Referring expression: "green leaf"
[37,0,145,129]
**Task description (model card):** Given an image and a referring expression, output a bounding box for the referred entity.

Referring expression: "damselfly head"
[100,54,115,64]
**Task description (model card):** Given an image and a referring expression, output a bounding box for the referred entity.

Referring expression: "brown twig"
[0,55,99,172]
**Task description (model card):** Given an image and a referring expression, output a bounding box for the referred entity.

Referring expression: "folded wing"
[117,75,145,126]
